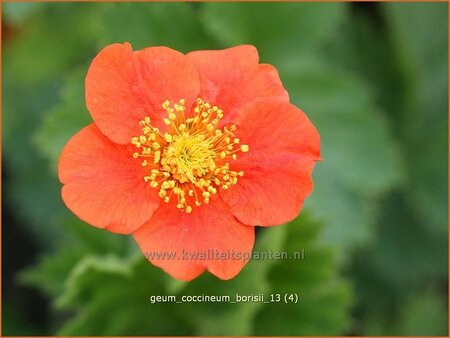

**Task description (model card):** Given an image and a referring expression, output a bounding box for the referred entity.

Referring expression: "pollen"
[131,98,249,213]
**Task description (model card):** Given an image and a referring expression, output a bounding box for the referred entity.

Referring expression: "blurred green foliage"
[2,2,447,336]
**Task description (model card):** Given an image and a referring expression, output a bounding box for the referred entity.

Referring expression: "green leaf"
[180,226,286,336]
[407,124,447,236]
[20,248,85,298]
[51,225,286,336]
[98,2,216,52]
[284,58,404,250]
[349,193,447,336]
[20,217,132,298]
[4,3,101,85]
[3,2,42,25]
[254,215,353,335]
[202,2,347,63]
[56,255,134,308]
[3,62,63,235]
[384,3,448,237]
[2,300,44,336]
[2,3,102,247]
[56,255,195,336]
[324,11,406,123]
[365,194,446,295]
[2,77,67,246]
[395,290,448,336]
[320,8,447,335]
[34,67,92,171]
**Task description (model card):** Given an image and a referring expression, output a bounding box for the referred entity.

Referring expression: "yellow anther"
[164,133,173,142]
[185,206,192,214]
[154,151,161,164]
[241,144,249,152]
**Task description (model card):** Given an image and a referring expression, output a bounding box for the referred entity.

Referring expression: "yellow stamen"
[131,98,249,213]
[240,144,249,152]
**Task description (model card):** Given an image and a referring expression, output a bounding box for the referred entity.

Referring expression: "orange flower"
[58,43,320,281]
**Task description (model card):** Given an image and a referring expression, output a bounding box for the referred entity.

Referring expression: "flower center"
[131,98,249,213]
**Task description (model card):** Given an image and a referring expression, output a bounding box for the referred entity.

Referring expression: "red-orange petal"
[58,124,159,234]
[186,45,289,123]
[220,100,321,226]
[132,197,255,281]
[132,46,200,127]
[85,43,200,144]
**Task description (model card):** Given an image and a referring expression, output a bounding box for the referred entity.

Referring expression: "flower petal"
[133,46,201,124]
[220,100,321,226]
[85,43,200,144]
[132,197,255,281]
[85,43,150,144]
[186,45,289,122]
[58,124,159,234]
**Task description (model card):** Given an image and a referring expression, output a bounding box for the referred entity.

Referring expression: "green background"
[2,2,448,336]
